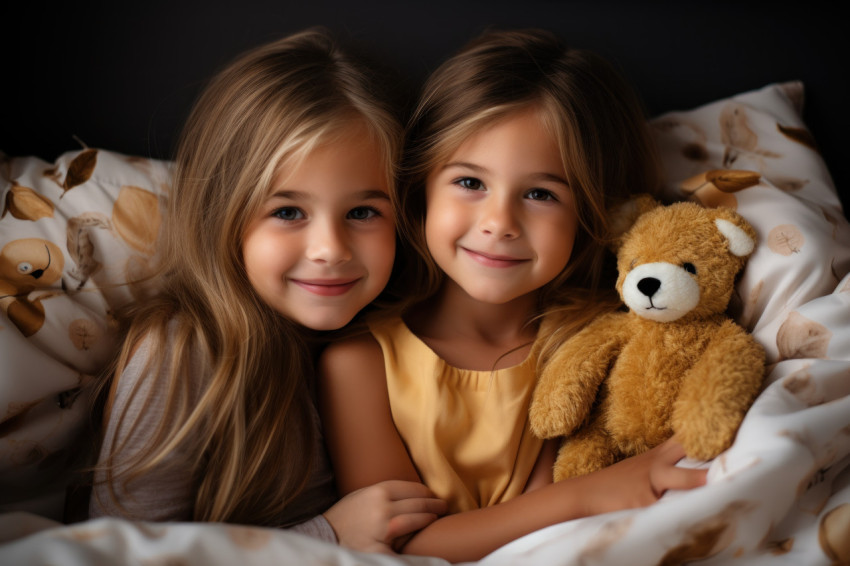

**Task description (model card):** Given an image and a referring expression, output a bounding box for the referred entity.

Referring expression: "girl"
[89,29,445,554]
[320,28,707,561]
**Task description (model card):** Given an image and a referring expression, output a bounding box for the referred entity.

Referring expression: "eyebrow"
[269,189,391,201]
[442,161,569,187]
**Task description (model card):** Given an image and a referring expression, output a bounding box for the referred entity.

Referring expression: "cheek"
[538,217,577,274]
[363,226,397,287]
[425,198,465,249]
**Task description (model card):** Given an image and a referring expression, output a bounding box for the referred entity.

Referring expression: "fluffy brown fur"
[529,201,765,480]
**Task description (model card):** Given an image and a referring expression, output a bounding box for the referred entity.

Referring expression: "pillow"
[650,81,850,364]
[0,148,171,520]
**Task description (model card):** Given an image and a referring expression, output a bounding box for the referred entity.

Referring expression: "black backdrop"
[4,1,848,213]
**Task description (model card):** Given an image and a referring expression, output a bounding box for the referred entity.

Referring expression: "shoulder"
[319,332,385,381]
[111,319,207,409]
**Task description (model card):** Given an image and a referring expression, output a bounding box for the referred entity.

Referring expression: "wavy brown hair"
[397,28,662,359]
[94,28,402,526]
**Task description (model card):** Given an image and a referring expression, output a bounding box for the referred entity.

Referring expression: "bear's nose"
[637,277,660,297]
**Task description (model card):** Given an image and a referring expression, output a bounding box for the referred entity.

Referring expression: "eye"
[683,262,697,275]
[272,207,304,221]
[455,177,483,191]
[347,206,380,221]
[526,188,556,202]
[17,262,33,274]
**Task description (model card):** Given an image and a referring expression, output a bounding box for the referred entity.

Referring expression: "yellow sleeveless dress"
[370,317,543,513]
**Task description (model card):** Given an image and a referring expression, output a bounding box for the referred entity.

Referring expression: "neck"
[406,279,539,370]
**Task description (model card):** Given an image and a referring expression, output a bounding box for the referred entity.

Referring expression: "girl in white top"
[90,29,445,553]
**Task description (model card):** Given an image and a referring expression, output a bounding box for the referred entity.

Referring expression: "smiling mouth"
[462,247,528,268]
[290,278,360,296]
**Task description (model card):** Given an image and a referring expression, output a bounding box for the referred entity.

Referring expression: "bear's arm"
[672,319,765,460]
[530,312,631,439]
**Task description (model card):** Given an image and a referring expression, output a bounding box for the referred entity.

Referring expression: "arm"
[89,335,197,521]
[320,334,706,562]
[530,313,629,438]
[319,334,446,552]
[401,438,706,562]
[319,334,421,491]
[94,332,444,551]
[523,438,557,493]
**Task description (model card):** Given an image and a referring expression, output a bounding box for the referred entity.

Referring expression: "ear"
[608,194,660,252]
[715,218,755,257]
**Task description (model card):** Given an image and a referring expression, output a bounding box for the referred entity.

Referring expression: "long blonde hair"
[397,28,661,357]
[96,29,402,526]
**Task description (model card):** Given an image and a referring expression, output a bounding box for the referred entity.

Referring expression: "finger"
[652,466,707,496]
[390,496,448,517]
[386,512,441,539]
[375,479,437,500]
[654,437,687,462]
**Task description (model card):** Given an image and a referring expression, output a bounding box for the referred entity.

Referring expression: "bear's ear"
[608,194,660,252]
[715,218,755,257]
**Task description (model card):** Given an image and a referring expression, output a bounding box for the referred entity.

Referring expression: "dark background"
[4,1,847,213]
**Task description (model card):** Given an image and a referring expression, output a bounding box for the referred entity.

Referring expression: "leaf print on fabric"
[782,368,824,406]
[2,184,55,221]
[766,538,794,555]
[125,254,159,302]
[776,311,832,360]
[777,123,818,151]
[659,501,759,565]
[577,516,634,562]
[68,318,100,350]
[112,186,160,254]
[44,149,98,196]
[65,212,111,290]
[719,104,781,167]
[770,176,809,193]
[652,118,709,162]
[706,170,762,192]
[679,170,760,210]
[62,149,98,194]
[819,503,850,563]
[767,224,805,256]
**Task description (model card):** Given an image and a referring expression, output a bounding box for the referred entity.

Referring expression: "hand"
[580,437,707,516]
[323,480,447,554]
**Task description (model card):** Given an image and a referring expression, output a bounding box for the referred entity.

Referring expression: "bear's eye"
[683,262,697,275]
[17,262,33,274]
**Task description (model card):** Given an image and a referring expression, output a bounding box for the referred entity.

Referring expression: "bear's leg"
[553,426,618,481]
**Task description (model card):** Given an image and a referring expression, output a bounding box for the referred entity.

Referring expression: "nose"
[479,196,520,239]
[306,219,352,265]
[637,277,660,297]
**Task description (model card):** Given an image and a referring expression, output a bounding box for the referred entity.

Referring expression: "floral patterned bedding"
[1,82,848,565]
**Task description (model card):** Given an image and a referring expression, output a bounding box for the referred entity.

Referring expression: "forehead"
[439,105,560,162]
[269,125,390,199]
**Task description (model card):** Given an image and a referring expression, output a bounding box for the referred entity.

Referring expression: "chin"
[291,310,357,332]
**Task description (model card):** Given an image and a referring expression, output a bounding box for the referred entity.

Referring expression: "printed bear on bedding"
[529,200,765,481]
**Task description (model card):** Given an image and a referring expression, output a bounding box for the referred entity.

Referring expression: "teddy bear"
[529,199,765,481]
[0,238,65,337]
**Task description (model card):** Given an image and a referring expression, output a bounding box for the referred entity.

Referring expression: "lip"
[461,247,529,268]
[290,277,361,296]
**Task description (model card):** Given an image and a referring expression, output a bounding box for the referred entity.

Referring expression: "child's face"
[242,123,395,330]
[424,109,578,305]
